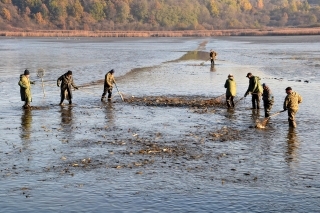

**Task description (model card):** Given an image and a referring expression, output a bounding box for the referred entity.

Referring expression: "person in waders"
[209,49,217,65]
[101,69,116,101]
[18,69,34,109]
[244,72,263,109]
[224,74,236,108]
[283,87,302,128]
[57,70,78,105]
[262,83,274,118]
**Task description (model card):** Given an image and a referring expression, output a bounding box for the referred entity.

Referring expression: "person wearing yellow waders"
[101,69,116,101]
[18,69,34,109]
[224,74,236,108]
[244,72,263,109]
[283,87,302,128]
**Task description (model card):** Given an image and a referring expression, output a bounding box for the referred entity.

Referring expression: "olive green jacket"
[224,77,236,96]
[284,91,302,111]
[245,76,263,96]
[18,74,32,102]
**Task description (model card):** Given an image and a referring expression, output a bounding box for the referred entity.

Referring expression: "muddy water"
[0,37,320,212]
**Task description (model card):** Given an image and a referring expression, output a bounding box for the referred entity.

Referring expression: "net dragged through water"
[124,95,225,108]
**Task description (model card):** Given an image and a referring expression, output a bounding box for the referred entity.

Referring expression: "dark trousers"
[102,86,112,99]
[263,101,273,117]
[288,109,297,128]
[60,87,72,104]
[226,95,235,108]
[211,58,215,65]
[251,93,261,109]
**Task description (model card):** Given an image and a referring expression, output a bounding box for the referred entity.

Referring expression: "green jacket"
[245,76,263,96]
[18,74,32,102]
[224,77,236,96]
[284,91,302,111]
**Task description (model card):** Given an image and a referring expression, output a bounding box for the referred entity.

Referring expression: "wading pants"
[251,93,261,109]
[226,95,235,108]
[263,101,274,117]
[102,86,112,99]
[288,109,298,128]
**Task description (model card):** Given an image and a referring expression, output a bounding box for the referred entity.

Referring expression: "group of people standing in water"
[224,72,302,128]
[18,59,302,128]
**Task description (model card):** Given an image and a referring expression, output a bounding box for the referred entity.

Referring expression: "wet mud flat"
[1,45,320,212]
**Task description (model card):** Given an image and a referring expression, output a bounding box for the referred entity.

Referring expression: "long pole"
[115,83,124,102]
[41,77,45,97]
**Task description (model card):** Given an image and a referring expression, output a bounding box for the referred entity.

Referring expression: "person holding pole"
[262,83,274,118]
[283,87,302,128]
[101,69,116,101]
[244,72,263,109]
[57,70,78,105]
[18,69,34,109]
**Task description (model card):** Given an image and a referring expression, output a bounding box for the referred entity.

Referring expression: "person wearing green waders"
[57,70,78,105]
[262,83,274,118]
[244,72,263,109]
[224,74,236,108]
[18,69,34,109]
[283,87,302,128]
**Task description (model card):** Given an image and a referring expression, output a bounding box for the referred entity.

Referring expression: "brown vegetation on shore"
[1,28,320,37]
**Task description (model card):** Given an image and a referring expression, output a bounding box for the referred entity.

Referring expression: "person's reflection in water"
[210,65,216,72]
[251,108,260,121]
[60,106,74,139]
[104,101,115,126]
[21,109,32,142]
[286,128,300,164]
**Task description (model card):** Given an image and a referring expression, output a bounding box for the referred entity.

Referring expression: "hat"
[24,69,30,75]
[262,83,266,87]
[228,74,233,77]
[246,72,252,77]
[67,70,72,75]
[285,87,292,91]
[110,69,115,73]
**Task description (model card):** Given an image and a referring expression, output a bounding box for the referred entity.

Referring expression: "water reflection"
[286,128,300,164]
[210,65,216,72]
[20,109,32,141]
[60,106,74,138]
[104,101,115,126]
[251,109,260,121]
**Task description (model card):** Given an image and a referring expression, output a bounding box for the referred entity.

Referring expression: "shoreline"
[1,27,320,37]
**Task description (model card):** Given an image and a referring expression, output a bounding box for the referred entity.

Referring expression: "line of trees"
[0,0,320,31]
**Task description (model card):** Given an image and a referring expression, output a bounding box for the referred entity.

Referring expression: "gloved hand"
[244,94,247,98]
[31,81,35,84]
[75,87,79,90]
[57,83,60,87]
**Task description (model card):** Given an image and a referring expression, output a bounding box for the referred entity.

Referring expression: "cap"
[110,69,115,73]
[24,69,30,75]
[246,72,252,77]
[228,74,233,77]
[285,87,292,91]
[262,83,266,87]
[67,70,72,75]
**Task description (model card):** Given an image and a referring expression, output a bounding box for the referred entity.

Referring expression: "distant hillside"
[0,0,319,31]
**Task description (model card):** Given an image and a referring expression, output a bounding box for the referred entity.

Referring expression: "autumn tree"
[1,8,11,20]
[89,0,106,21]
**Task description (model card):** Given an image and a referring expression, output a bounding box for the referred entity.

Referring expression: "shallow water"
[0,36,320,212]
